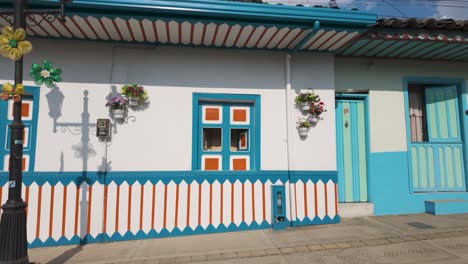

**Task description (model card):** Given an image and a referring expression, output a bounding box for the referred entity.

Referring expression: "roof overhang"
[337,22,468,61]
[0,0,376,52]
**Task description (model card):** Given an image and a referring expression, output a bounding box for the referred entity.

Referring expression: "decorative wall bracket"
[0,0,71,26]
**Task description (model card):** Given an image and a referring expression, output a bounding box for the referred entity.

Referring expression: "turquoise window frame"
[403,77,468,193]
[192,93,261,171]
[0,86,40,172]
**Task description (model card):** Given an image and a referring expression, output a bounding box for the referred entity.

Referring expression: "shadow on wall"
[46,88,117,242]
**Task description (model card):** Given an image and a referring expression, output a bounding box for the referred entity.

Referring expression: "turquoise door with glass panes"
[0,88,39,173]
[197,102,255,171]
[408,85,466,192]
[336,98,368,203]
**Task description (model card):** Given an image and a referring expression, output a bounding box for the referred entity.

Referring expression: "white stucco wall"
[336,57,468,153]
[0,39,336,172]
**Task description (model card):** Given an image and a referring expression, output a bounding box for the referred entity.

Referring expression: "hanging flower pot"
[301,102,310,111]
[297,119,311,137]
[121,84,148,107]
[308,115,319,123]
[111,108,125,119]
[298,126,309,137]
[128,96,139,106]
[295,88,318,112]
[106,96,128,119]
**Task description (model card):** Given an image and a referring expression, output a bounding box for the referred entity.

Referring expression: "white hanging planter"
[301,102,310,111]
[309,116,319,123]
[298,127,309,137]
[112,109,125,119]
[128,96,139,106]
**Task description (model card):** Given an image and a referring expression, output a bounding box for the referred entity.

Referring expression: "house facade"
[0,0,467,248]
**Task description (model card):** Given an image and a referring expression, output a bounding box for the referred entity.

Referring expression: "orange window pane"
[233,159,247,171]
[22,158,26,171]
[205,108,220,121]
[11,103,30,118]
[7,157,27,171]
[204,158,219,170]
[21,103,30,118]
[233,109,247,122]
[240,134,247,148]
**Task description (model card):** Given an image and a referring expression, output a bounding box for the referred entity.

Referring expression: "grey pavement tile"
[236,251,252,258]
[361,238,390,246]
[202,255,288,264]
[425,236,468,259]
[175,256,191,263]
[401,235,419,241]
[347,240,366,247]
[307,244,325,251]
[320,243,343,250]
[132,231,273,261]
[279,247,296,254]
[159,258,176,264]
[249,249,267,257]
[286,240,464,264]
[387,237,406,243]
[190,255,208,263]
[293,246,309,252]
[265,248,281,255]
[29,245,82,264]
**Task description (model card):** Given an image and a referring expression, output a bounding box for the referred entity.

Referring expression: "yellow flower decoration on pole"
[1,82,13,93]
[14,84,24,95]
[0,26,32,61]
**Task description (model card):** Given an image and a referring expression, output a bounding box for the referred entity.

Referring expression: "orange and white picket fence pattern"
[0,171,339,248]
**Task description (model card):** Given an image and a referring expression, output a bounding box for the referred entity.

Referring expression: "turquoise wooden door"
[336,98,368,202]
[409,86,466,192]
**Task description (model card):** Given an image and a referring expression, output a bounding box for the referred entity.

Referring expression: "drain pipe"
[285,52,295,224]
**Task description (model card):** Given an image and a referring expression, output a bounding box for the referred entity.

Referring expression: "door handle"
[345,121,349,128]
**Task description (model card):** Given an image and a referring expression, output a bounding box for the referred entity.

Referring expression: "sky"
[266,0,468,19]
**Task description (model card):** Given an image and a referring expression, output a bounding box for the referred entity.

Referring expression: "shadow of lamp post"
[0,1,72,263]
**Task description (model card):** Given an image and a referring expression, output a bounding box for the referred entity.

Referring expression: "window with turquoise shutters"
[407,83,465,192]
[424,86,460,142]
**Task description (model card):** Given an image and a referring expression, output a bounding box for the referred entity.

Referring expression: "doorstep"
[425,199,468,215]
[338,203,374,218]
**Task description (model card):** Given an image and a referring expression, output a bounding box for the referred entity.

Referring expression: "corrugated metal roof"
[375,18,468,31]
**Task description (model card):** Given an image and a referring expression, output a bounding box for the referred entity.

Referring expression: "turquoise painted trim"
[293,20,320,51]
[0,170,336,186]
[192,93,261,171]
[403,77,468,193]
[20,0,376,27]
[377,41,409,57]
[425,200,468,215]
[271,185,287,230]
[354,40,384,57]
[0,97,6,172]
[335,100,344,202]
[397,42,434,58]
[0,86,40,172]
[410,42,447,58]
[292,215,340,227]
[339,39,369,56]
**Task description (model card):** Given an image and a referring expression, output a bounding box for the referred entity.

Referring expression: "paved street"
[30,214,468,264]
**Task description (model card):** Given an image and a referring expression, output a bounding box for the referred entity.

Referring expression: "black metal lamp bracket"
[0,0,70,26]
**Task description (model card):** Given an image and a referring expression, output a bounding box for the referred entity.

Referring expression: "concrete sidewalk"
[29,213,468,264]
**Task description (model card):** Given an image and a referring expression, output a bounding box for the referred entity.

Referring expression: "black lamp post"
[0,1,70,263]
